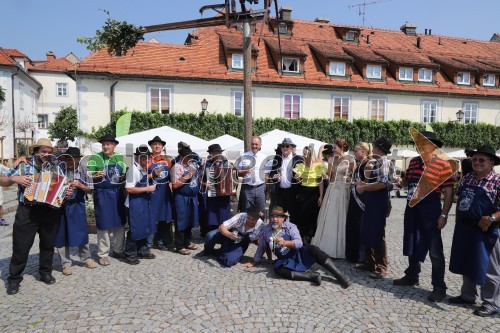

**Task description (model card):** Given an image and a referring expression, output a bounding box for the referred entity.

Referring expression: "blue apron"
[129,164,156,241]
[403,179,442,262]
[148,162,173,222]
[217,231,251,267]
[93,163,126,230]
[273,233,315,272]
[173,164,200,231]
[361,170,388,248]
[450,185,499,285]
[55,182,88,248]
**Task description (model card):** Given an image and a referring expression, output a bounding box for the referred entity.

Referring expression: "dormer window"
[232,54,243,69]
[346,32,355,41]
[418,68,433,82]
[399,68,414,81]
[282,58,299,73]
[483,74,496,87]
[279,23,288,34]
[329,62,346,77]
[457,72,471,85]
[366,65,382,79]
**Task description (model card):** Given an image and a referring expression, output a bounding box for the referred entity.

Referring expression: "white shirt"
[237,151,267,186]
[223,213,264,242]
[279,154,293,189]
[124,162,147,208]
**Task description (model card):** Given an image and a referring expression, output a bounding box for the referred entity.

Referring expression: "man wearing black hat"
[147,136,174,251]
[461,148,474,176]
[268,138,304,222]
[201,144,233,235]
[87,134,126,266]
[393,131,455,302]
[355,137,393,279]
[55,147,97,276]
[449,145,500,317]
[123,145,158,264]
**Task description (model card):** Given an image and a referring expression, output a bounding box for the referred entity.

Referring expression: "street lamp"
[455,109,464,123]
[201,98,208,115]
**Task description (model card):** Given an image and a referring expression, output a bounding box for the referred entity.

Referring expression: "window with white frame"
[366,65,382,79]
[332,96,350,120]
[399,67,414,81]
[418,68,433,82]
[483,74,495,87]
[463,102,478,124]
[149,88,170,114]
[38,114,48,129]
[19,83,24,109]
[279,23,288,34]
[232,90,254,116]
[56,83,68,96]
[421,100,437,123]
[369,98,386,121]
[282,58,299,73]
[457,72,471,85]
[329,62,346,76]
[283,94,301,119]
[232,54,243,69]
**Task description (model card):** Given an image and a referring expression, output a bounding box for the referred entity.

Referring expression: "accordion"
[23,165,69,208]
[207,166,237,197]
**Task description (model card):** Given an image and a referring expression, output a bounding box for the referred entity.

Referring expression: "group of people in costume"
[0,131,498,318]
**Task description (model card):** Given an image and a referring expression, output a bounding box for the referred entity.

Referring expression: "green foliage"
[77,18,144,56]
[83,110,500,149]
[0,85,5,102]
[48,106,83,143]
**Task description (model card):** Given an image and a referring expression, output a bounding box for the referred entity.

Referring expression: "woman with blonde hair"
[345,142,372,262]
[293,144,325,243]
[312,139,354,258]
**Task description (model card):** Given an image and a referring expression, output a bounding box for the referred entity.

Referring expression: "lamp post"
[201,98,208,115]
[455,109,464,123]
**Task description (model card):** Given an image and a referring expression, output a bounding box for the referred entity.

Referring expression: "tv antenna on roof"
[348,0,392,27]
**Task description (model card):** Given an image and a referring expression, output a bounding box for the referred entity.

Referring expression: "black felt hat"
[373,137,392,155]
[420,131,443,148]
[134,145,152,156]
[148,136,166,146]
[98,134,119,145]
[64,147,83,157]
[471,145,500,166]
[207,144,224,153]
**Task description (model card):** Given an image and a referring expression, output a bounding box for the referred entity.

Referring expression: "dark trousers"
[124,230,149,259]
[405,229,447,291]
[174,224,192,250]
[154,221,174,246]
[296,186,320,238]
[274,245,329,278]
[238,184,266,215]
[365,232,388,275]
[345,195,364,263]
[9,204,61,282]
[275,186,298,223]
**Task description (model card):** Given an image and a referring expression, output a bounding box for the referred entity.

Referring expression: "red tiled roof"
[4,48,27,58]
[0,48,16,65]
[264,37,307,57]
[309,42,353,61]
[73,19,500,98]
[218,31,258,53]
[429,55,478,71]
[30,57,73,72]
[454,58,500,73]
[374,49,438,68]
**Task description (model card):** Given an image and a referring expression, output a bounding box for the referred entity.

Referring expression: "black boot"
[322,258,352,289]
[290,270,322,286]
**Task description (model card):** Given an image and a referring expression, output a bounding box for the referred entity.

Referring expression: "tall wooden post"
[243,20,253,152]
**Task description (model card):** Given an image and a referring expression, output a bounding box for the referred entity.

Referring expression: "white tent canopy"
[208,134,243,151]
[225,129,327,159]
[446,150,467,159]
[395,149,419,158]
[90,126,209,157]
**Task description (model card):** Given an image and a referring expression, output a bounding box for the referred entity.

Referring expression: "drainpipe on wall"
[11,67,19,158]
[110,79,118,116]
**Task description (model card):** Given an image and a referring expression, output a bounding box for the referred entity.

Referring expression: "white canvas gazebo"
[208,134,243,151]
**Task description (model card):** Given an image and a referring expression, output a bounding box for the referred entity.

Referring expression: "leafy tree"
[48,106,82,144]
[77,17,144,56]
[0,86,5,102]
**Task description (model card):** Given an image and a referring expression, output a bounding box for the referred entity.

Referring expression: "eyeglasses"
[472,157,490,163]
[282,145,290,148]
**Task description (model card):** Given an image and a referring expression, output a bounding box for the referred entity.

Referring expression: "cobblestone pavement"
[0,198,498,332]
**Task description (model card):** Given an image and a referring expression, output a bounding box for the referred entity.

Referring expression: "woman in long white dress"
[312,139,354,258]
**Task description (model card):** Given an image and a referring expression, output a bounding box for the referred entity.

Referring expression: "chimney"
[314,17,330,24]
[417,37,421,49]
[46,51,56,61]
[490,33,500,42]
[429,29,432,36]
[366,35,371,44]
[279,6,292,21]
[424,29,428,35]
[438,37,442,45]
[400,22,417,36]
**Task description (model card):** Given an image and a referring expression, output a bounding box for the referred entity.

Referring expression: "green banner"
[115,112,132,137]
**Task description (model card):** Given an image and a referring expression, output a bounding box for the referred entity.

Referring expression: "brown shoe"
[62,266,73,276]
[98,257,110,266]
[84,259,97,269]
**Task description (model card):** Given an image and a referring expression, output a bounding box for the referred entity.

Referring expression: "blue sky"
[1,0,499,61]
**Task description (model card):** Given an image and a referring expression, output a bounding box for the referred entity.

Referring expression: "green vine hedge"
[84,110,499,149]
